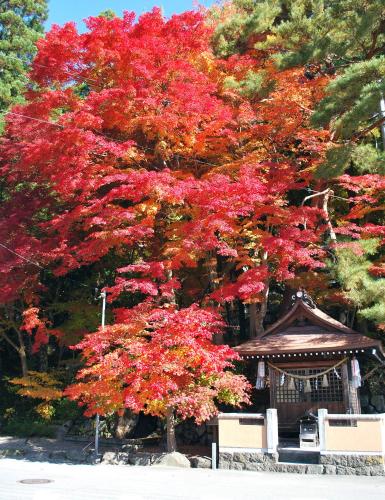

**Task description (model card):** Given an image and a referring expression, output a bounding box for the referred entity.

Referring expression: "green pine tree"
[0,0,48,113]
[213,1,385,176]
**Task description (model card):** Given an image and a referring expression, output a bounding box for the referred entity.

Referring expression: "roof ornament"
[292,288,316,309]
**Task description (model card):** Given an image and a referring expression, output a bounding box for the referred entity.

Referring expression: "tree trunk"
[19,346,28,377]
[16,330,28,377]
[249,302,257,338]
[39,345,48,372]
[256,282,269,337]
[237,299,247,341]
[115,409,138,439]
[249,282,269,338]
[166,407,177,453]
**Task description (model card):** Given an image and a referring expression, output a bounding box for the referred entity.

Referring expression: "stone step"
[278,449,320,465]
[274,462,324,474]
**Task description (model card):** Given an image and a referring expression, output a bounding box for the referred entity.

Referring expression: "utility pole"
[380,95,385,150]
[94,290,106,460]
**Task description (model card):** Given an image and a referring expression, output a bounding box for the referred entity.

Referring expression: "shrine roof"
[234,298,384,357]
[234,331,383,356]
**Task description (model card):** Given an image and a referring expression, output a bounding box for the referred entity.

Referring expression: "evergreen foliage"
[0,0,48,113]
[213,0,385,174]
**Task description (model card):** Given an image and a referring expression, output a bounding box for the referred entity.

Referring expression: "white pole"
[211,442,217,470]
[380,96,385,150]
[95,291,106,459]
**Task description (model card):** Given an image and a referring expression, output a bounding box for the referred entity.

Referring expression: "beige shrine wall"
[325,419,384,453]
[218,414,267,450]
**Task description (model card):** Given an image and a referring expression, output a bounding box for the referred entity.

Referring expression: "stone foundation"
[219,451,385,475]
[219,451,278,471]
[320,453,385,476]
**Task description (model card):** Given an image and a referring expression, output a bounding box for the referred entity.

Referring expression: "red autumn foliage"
[0,8,348,408]
[65,303,251,422]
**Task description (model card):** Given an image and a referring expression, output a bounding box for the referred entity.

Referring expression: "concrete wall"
[318,409,385,454]
[218,413,267,450]
[325,420,384,453]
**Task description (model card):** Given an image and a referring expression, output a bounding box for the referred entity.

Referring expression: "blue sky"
[47,1,216,31]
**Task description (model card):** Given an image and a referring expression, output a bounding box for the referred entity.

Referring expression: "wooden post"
[166,407,177,453]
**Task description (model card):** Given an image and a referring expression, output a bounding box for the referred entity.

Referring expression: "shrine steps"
[272,462,324,474]
[278,447,320,465]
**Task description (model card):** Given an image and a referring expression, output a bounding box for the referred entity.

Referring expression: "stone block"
[233,452,266,464]
[152,452,191,468]
[244,463,265,472]
[0,448,25,459]
[128,452,155,466]
[370,466,385,476]
[323,465,336,475]
[218,459,231,470]
[49,450,68,461]
[230,462,244,471]
[269,463,307,474]
[65,450,86,463]
[336,466,356,475]
[306,464,324,475]
[233,452,250,463]
[189,456,211,469]
[219,452,233,469]
[102,452,121,465]
[26,452,49,462]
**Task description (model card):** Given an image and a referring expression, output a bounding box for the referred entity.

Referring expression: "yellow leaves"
[35,402,56,421]
[136,201,160,217]
[190,52,217,78]
[145,399,167,416]
[9,371,63,402]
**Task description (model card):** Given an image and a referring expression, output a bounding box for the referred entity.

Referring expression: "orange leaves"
[65,303,250,421]
[9,371,63,402]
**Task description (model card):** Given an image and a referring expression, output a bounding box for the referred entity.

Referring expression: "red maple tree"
[0,9,332,429]
[65,302,250,451]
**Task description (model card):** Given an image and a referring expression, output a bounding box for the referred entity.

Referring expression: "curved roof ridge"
[262,299,357,337]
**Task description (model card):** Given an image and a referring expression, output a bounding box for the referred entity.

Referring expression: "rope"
[267,357,348,380]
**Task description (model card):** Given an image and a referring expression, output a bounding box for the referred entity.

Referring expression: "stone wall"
[219,450,385,475]
[219,451,278,471]
[320,453,385,476]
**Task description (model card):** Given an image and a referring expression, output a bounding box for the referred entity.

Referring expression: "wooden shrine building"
[234,292,384,432]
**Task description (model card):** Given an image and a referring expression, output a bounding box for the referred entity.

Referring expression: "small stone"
[152,452,191,468]
[127,453,153,466]
[102,452,120,465]
[189,456,211,469]
[102,451,129,465]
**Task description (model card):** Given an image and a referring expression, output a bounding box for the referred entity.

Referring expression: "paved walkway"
[0,458,384,500]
